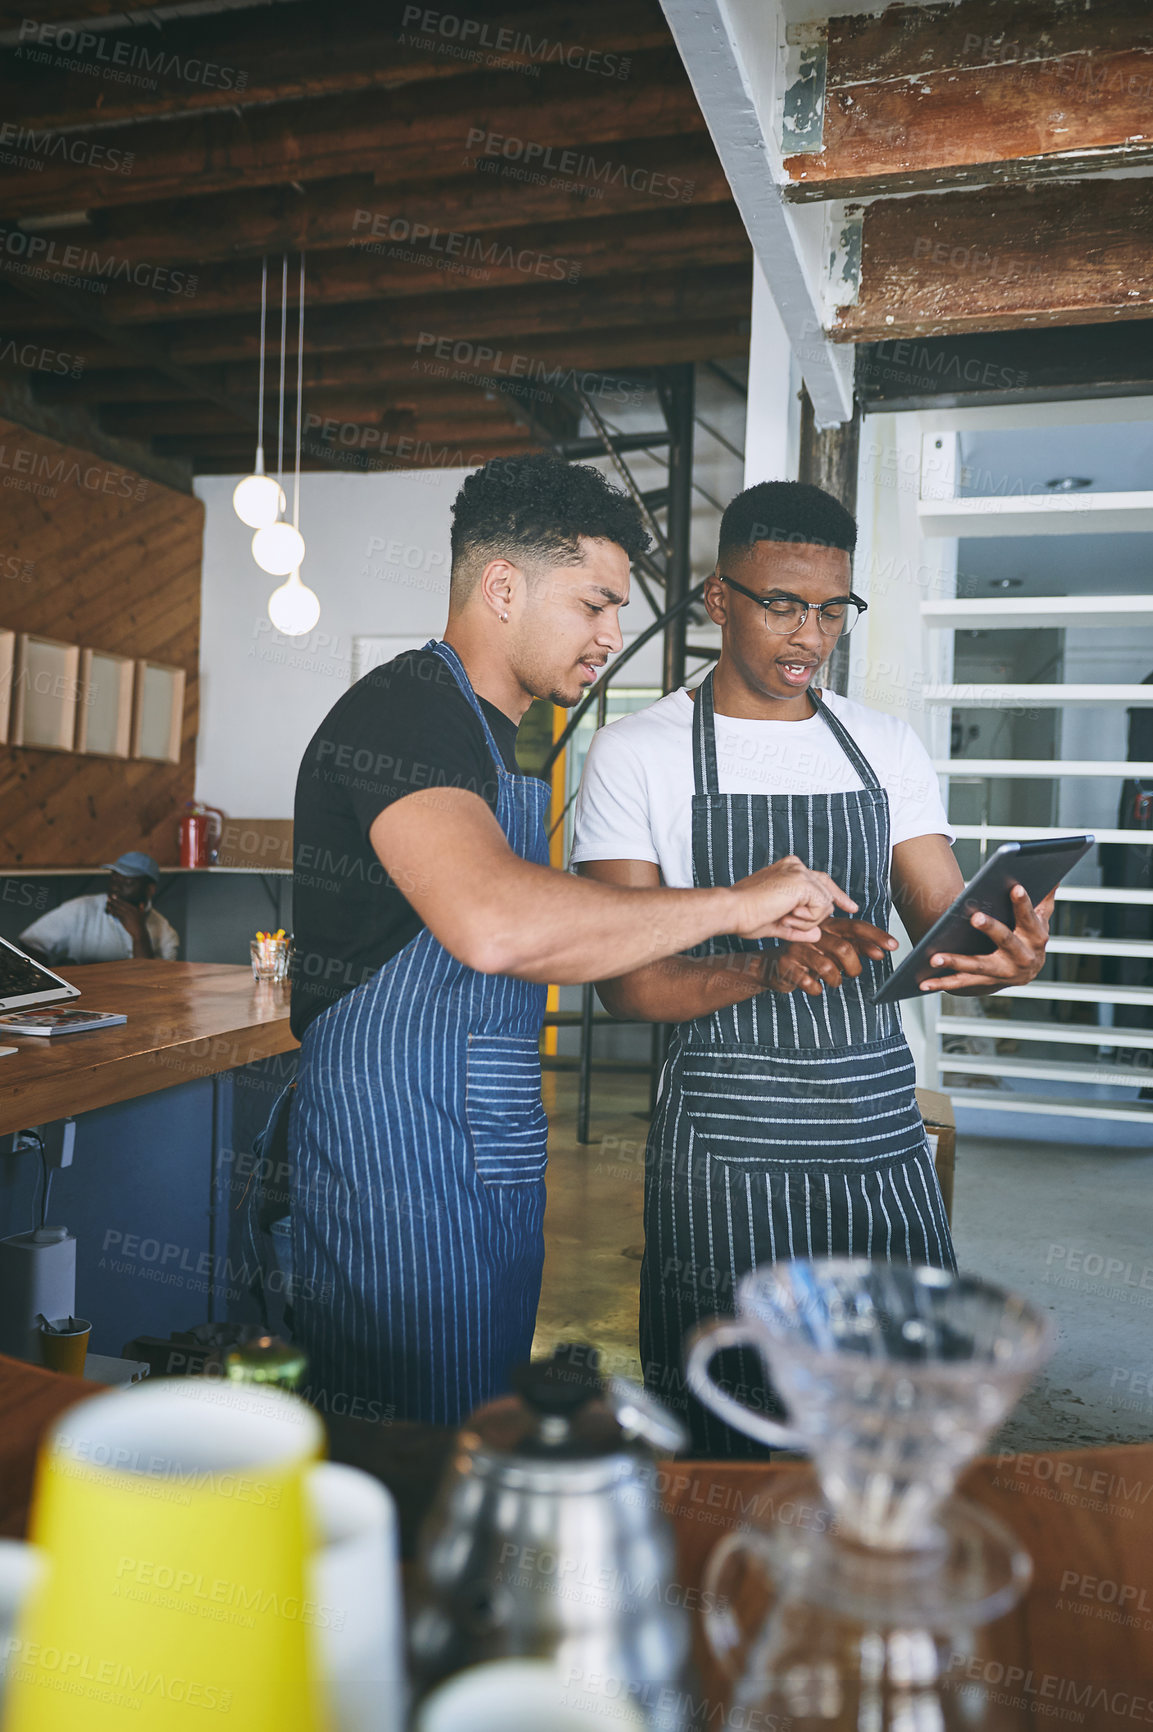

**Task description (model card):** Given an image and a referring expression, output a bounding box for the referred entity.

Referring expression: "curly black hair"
[449,454,650,598]
[719,481,857,561]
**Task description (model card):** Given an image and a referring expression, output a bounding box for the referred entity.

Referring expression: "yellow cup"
[4,1378,330,1732]
[38,1316,91,1377]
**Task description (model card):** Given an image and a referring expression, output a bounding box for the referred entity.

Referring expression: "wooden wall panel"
[0,417,202,866]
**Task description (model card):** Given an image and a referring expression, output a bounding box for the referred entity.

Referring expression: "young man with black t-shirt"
[287,456,853,1425]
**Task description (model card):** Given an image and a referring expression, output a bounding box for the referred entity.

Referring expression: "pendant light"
[268,570,320,635]
[232,256,285,528]
[253,253,306,576]
[267,254,320,634]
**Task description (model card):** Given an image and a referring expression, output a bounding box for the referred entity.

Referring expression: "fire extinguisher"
[179,801,225,868]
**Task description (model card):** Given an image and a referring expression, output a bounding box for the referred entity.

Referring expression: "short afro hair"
[718,481,857,563]
[449,454,650,599]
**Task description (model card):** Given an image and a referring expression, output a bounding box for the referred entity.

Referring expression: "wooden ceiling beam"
[191,443,538,473]
[99,391,539,435]
[67,206,750,326]
[29,133,728,269]
[154,424,542,460]
[834,178,1153,342]
[785,0,1153,201]
[152,266,750,366]
[0,0,301,27]
[33,319,749,404]
[2,0,668,132]
[0,47,701,217]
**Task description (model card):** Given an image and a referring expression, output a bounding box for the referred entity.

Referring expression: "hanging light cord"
[276,252,288,487]
[293,252,305,536]
[255,255,268,460]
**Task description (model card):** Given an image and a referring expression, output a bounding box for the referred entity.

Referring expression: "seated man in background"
[19,850,178,964]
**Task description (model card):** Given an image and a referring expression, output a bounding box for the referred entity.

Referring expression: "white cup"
[309,1461,406,1732]
[416,1660,649,1732]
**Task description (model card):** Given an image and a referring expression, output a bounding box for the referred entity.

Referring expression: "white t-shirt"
[19,893,180,964]
[571,688,953,887]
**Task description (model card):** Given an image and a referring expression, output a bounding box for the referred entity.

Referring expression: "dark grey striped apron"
[640,673,956,1456]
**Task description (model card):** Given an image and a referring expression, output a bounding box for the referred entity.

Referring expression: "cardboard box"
[916,1086,956,1222]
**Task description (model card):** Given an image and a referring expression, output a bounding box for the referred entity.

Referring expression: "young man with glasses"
[572,481,1054,1453]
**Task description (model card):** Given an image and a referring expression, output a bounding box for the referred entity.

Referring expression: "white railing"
[915,420,1152,1128]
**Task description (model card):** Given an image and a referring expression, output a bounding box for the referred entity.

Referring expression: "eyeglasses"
[719,575,867,637]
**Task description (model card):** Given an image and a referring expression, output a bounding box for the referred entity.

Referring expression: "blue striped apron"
[640,672,956,1456]
[288,640,550,1425]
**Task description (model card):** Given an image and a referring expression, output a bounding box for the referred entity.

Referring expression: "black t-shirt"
[291,648,520,1037]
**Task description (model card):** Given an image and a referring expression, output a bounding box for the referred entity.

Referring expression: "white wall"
[194,467,466,817]
[195,358,755,818]
[743,259,800,488]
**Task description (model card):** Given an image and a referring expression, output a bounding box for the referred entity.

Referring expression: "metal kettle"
[409,1346,690,1724]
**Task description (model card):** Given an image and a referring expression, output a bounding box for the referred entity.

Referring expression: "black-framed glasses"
[720,575,867,637]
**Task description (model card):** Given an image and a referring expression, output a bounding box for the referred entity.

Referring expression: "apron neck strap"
[425,639,507,769]
[692,671,722,796]
[692,670,883,795]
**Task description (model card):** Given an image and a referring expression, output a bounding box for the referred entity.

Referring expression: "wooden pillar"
[798,386,861,696]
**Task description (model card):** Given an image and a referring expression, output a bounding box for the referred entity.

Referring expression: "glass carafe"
[686,1261,1054,1731]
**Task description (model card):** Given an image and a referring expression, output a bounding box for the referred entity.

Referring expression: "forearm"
[131,930,154,958]
[598,949,769,1021]
[444,857,739,983]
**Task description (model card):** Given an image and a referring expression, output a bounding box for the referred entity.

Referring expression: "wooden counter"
[4,1356,1152,1729]
[0,960,296,1135]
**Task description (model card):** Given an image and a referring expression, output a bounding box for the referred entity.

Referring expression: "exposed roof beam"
[28,324,748,416]
[0,270,371,470]
[0,47,701,216]
[114,266,752,365]
[2,0,669,132]
[855,320,1153,411]
[835,178,1153,341]
[51,206,750,326]
[99,392,543,434]
[22,134,728,267]
[785,0,1153,202]
[658,0,853,423]
[0,0,303,43]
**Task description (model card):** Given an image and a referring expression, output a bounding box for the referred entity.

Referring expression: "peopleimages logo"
[16,18,249,93]
[0,227,196,296]
[0,120,134,174]
[0,338,84,378]
[399,5,632,78]
[464,127,695,203]
[350,208,580,283]
[412,332,644,407]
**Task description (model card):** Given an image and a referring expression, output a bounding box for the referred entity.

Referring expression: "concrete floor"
[533,1069,1153,1455]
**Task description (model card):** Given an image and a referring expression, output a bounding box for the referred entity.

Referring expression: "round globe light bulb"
[233,471,285,529]
[268,572,320,636]
[252,521,306,576]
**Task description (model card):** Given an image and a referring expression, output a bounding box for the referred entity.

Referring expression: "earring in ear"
[500,612,509,622]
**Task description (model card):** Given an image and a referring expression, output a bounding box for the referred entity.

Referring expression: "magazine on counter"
[0,1008,127,1037]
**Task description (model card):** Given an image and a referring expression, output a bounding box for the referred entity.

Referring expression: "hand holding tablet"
[871,836,1095,1005]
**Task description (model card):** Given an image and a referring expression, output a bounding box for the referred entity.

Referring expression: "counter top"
[0,960,296,1134]
[3,1355,1152,1724]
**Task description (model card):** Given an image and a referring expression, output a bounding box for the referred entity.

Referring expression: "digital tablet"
[0,936,80,1013]
[870,835,1095,1005]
